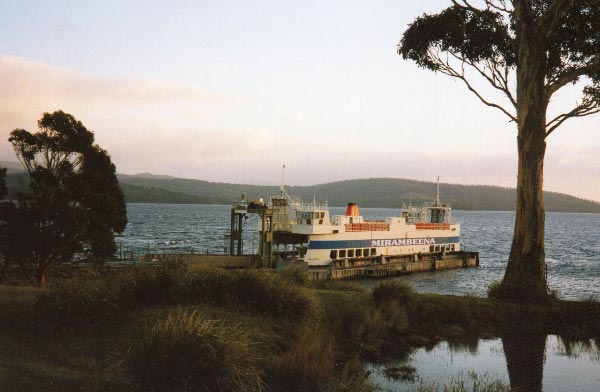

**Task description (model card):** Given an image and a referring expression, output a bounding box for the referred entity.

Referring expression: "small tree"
[7,111,127,287]
[399,0,600,302]
[0,167,10,281]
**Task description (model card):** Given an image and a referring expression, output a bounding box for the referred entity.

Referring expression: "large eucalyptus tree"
[399,0,600,302]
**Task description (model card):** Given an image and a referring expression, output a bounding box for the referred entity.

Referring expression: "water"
[117,204,600,300]
[371,335,600,392]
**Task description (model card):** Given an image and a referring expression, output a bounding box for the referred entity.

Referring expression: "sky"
[0,0,598,202]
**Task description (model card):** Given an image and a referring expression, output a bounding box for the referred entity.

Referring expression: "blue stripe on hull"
[308,236,460,249]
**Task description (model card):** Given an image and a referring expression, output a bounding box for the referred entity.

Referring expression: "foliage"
[128,309,264,392]
[4,111,127,286]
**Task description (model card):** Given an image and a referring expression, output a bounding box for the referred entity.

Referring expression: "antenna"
[280,164,286,196]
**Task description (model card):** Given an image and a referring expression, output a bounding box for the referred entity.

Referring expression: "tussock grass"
[279,264,308,286]
[268,322,335,392]
[37,267,318,327]
[128,309,264,392]
[36,278,122,327]
[373,281,415,309]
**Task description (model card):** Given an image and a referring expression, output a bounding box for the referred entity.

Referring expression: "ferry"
[284,180,461,267]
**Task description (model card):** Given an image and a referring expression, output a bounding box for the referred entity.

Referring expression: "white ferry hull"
[304,226,460,266]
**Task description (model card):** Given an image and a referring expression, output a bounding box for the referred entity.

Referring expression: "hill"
[2,161,598,212]
[116,174,600,213]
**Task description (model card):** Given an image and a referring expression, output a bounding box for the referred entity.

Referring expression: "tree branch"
[546,100,600,136]
[537,0,574,37]
[546,55,600,98]
[431,49,517,121]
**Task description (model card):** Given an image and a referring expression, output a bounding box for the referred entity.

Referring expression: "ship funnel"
[345,203,360,217]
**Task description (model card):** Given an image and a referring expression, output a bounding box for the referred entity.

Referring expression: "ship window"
[330,250,337,259]
[348,249,354,257]
[435,245,440,252]
[356,249,362,257]
[339,250,346,258]
[319,219,323,224]
[307,219,311,224]
[451,244,455,251]
[430,245,434,252]
[371,248,376,255]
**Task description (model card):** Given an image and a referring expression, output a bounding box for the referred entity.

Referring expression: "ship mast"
[434,176,441,207]
[280,164,286,197]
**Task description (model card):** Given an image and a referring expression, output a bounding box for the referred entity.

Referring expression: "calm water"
[371,335,600,391]
[118,203,600,391]
[118,203,600,300]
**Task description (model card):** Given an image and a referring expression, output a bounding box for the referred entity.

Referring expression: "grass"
[414,374,511,392]
[1,267,599,391]
[128,309,264,392]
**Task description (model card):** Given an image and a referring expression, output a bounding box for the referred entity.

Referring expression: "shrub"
[128,309,263,392]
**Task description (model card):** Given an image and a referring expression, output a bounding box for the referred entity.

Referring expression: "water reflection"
[371,334,600,391]
[502,333,545,391]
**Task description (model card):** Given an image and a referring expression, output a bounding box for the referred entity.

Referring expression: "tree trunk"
[499,5,549,302]
[36,263,49,288]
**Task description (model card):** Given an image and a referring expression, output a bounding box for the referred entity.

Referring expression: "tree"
[399,1,600,302]
[0,166,10,281]
[7,111,127,287]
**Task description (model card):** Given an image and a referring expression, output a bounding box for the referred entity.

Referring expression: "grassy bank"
[0,265,598,391]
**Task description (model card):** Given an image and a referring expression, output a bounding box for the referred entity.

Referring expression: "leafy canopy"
[5,111,127,285]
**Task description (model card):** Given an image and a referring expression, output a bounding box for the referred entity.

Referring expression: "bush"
[128,309,264,392]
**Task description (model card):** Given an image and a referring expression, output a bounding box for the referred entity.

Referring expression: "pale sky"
[0,1,598,201]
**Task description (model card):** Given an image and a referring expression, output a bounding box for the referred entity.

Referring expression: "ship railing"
[415,223,450,230]
[295,202,329,211]
[345,222,390,232]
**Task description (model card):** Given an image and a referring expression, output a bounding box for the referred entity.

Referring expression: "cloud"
[0,56,598,203]
[0,55,260,166]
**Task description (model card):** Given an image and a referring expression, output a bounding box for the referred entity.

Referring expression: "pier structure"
[228,194,307,268]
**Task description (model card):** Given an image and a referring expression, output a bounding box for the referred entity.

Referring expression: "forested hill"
[115,174,600,213]
[3,162,599,212]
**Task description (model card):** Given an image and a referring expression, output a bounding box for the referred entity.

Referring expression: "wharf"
[306,251,479,281]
